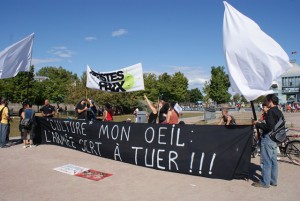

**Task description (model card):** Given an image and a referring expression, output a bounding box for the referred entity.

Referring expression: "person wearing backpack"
[21,102,36,148]
[0,98,11,148]
[252,94,283,188]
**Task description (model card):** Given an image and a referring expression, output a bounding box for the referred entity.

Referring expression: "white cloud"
[84,36,97,41]
[32,58,61,65]
[48,46,75,58]
[149,65,210,90]
[170,65,210,89]
[112,29,128,37]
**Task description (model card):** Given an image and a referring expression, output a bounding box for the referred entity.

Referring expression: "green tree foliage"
[157,73,172,101]
[36,66,78,103]
[143,73,159,101]
[0,66,35,102]
[170,72,189,102]
[205,66,231,104]
[254,95,266,103]
[240,95,248,103]
[0,64,204,114]
[232,94,241,103]
[189,88,203,103]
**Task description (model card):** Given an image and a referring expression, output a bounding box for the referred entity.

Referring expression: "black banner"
[36,117,252,180]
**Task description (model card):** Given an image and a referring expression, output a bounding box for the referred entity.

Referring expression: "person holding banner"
[103,103,113,122]
[166,102,179,124]
[76,99,88,120]
[158,97,169,124]
[144,94,157,124]
[40,99,55,118]
[87,99,97,121]
[252,94,283,188]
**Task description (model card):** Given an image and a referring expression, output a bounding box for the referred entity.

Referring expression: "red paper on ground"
[75,169,112,181]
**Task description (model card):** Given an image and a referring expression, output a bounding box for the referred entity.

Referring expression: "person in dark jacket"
[252,94,284,188]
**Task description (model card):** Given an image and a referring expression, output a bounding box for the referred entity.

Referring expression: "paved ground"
[1,111,300,201]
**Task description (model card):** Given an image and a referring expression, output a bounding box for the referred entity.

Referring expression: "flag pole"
[26,34,34,101]
[26,69,31,100]
[250,101,257,120]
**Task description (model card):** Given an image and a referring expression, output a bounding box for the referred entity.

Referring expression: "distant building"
[272,61,300,103]
[34,75,49,82]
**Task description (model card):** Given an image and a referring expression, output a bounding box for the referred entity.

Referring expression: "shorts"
[22,125,35,140]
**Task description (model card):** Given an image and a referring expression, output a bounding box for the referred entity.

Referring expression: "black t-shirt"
[148,112,157,123]
[159,104,169,123]
[40,105,55,117]
[76,102,87,120]
[256,106,283,135]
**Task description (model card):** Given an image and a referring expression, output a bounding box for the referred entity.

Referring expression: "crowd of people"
[0,92,295,191]
[0,95,184,149]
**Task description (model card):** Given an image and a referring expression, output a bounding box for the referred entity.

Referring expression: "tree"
[240,95,248,103]
[0,65,35,102]
[143,73,159,101]
[189,88,203,103]
[36,66,78,103]
[157,73,172,101]
[232,94,241,103]
[206,66,231,104]
[170,72,189,102]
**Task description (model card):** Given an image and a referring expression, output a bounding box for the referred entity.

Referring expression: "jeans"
[260,134,278,186]
[0,123,8,147]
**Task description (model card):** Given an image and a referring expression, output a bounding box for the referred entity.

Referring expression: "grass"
[9,112,203,138]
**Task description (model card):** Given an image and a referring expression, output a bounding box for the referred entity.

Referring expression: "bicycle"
[278,129,300,166]
[251,128,300,166]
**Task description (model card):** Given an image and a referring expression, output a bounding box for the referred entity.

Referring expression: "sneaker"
[1,145,10,148]
[251,182,269,188]
[270,183,277,187]
[29,145,36,148]
[23,145,28,148]
[277,157,282,161]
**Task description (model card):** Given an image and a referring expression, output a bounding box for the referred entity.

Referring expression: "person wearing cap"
[40,99,55,118]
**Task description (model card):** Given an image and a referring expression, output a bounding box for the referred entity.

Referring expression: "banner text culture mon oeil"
[37,117,252,180]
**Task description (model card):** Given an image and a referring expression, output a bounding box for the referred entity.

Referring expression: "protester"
[0,98,10,148]
[103,103,113,121]
[258,102,269,122]
[252,94,283,188]
[218,108,236,125]
[87,99,97,120]
[18,100,28,141]
[21,102,36,148]
[144,94,158,123]
[40,99,55,118]
[158,97,169,124]
[133,107,139,123]
[76,98,88,120]
[166,102,179,124]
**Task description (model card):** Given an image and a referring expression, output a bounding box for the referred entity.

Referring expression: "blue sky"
[0,0,299,90]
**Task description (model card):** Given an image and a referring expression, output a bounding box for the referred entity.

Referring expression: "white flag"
[86,63,145,92]
[0,33,34,79]
[223,2,292,101]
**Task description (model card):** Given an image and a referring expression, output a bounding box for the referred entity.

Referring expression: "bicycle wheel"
[252,146,259,158]
[286,140,300,166]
